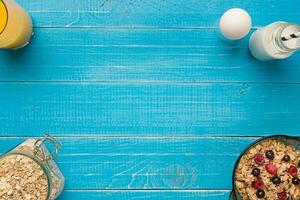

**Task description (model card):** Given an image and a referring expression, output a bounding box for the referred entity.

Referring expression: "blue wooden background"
[0,0,300,199]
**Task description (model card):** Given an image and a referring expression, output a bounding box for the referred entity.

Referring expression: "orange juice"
[0,0,32,49]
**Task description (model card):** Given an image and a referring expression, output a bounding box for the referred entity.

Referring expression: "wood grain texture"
[57,190,230,200]
[0,1,299,199]
[0,83,299,136]
[0,28,299,82]
[16,0,300,28]
[0,137,256,189]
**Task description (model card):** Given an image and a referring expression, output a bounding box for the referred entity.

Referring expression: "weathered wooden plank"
[1,0,297,198]
[0,137,256,190]
[16,0,300,28]
[0,82,299,136]
[0,28,299,82]
[57,190,230,200]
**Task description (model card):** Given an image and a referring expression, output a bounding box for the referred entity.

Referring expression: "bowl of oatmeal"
[231,135,300,200]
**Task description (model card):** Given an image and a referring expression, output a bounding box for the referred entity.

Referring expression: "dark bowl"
[230,135,300,200]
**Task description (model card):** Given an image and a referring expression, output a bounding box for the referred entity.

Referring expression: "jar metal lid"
[34,134,62,162]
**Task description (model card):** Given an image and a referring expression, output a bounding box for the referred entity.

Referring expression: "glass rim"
[0,0,9,35]
[275,22,300,51]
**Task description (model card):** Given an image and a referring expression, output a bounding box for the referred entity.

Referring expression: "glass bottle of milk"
[249,22,300,61]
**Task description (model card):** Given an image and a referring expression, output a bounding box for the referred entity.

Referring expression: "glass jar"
[0,0,33,49]
[230,135,300,200]
[0,135,65,200]
[249,22,300,61]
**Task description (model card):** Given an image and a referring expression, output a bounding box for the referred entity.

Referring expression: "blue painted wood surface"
[58,190,230,200]
[0,137,256,190]
[0,0,299,199]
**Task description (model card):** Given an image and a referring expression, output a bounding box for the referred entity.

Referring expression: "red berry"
[254,153,265,165]
[251,179,264,190]
[288,165,298,176]
[265,164,277,175]
[277,192,288,200]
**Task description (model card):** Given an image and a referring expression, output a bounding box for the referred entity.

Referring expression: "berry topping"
[282,155,291,162]
[265,150,275,160]
[288,165,298,176]
[256,190,265,198]
[252,168,260,177]
[265,164,277,175]
[254,153,265,165]
[271,175,281,185]
[277,192,288,200]
[251,179,264,190]
[292,177,300,185]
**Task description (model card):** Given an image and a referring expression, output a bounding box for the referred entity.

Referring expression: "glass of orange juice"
[0,0,33,49]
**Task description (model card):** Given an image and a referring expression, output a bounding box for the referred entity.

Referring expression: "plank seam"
[1,81,300,85]
[31,26,260,30]
[0,135,261,139]
[63,189,231,192]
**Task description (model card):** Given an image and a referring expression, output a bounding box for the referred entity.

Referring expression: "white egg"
[219,8,252,40]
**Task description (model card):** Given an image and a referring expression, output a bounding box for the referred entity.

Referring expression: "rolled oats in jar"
[0,135,65,200]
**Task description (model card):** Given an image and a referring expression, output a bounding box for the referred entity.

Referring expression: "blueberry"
[256,190,265,198]
[282,155,290,162]
[265,150,274,160]
[271,176,281,185]
[292,177,300,185]
[252,168,260,177]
